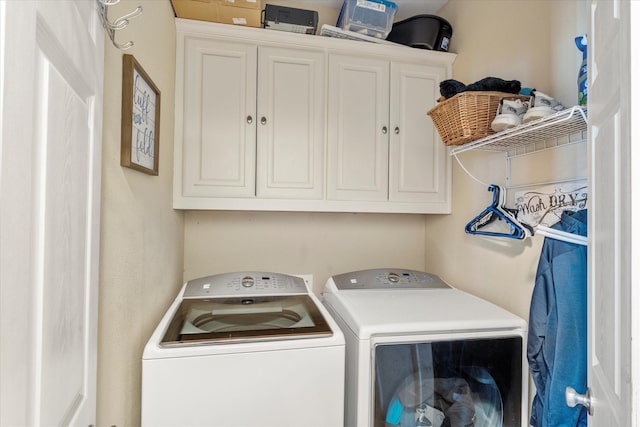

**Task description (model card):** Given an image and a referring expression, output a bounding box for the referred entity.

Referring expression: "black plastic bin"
[386,15,452,51]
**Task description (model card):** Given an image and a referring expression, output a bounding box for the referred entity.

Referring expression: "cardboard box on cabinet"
[171,0,263,27]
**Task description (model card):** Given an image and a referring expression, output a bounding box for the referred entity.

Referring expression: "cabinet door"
[389,62,449,204]
[180,38,257,198]
[257,47,325,199]
[327,54,389,201]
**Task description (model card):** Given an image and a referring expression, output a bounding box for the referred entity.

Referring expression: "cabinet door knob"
[382,126,388,134]
[246,116,253,124]
[261,117,267,125]
[394,126,400,134]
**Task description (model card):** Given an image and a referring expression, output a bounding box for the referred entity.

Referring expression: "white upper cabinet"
[257,47,325,199]
[179,37,257,198]
[327,57,447,205]
[176,39,323,201]
[173,19,455,213]
[389,62,448,204]
[327,55,390,201]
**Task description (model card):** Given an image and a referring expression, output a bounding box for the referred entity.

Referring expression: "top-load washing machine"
[322,268,528,427]
[142,272,345,427]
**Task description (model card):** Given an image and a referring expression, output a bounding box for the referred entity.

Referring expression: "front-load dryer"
[322,268,528,427]
[142,272,345,427]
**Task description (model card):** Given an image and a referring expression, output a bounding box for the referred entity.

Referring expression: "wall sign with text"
[121,54,161,175]
[514,179,588,227]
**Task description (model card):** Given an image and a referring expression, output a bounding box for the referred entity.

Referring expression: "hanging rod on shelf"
[97,0,142,50]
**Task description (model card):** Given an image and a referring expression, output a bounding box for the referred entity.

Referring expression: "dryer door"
[160,295,332,347]
[373,334,524,427]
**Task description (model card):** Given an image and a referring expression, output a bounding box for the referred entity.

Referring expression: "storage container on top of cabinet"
[173,19,456,213]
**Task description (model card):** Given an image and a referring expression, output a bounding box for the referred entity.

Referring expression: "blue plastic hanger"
[465,185,531,239]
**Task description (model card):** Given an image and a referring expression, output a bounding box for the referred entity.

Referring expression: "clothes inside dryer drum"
[384,366,503,427]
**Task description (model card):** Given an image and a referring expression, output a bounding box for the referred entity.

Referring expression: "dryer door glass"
[373,336,522,427]
[160,295,332,347]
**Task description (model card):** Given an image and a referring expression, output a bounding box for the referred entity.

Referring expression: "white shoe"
[491,98,529,132]
[522,90,565,123]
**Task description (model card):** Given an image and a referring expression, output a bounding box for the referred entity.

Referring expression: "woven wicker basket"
[427,91,530,146]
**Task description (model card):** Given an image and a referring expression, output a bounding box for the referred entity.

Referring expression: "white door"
[388,62,448,204]
[327,54,389,201]
[178,36,257,198]
[587,0,635,425]
[0,1,103,426]
[257,46,325,199]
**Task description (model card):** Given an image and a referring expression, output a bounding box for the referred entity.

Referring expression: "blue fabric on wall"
[527,209,588,427]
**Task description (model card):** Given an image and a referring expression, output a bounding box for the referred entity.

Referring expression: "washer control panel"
[183,272,308,298]
[331,268,451,290]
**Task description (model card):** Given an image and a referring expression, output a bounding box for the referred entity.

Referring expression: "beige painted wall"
[184,211,427,294]
[95,1,588,425]
[425,0,588,321]
[180,2,428,294]
[181,0,588,318]
[97,1,183,426]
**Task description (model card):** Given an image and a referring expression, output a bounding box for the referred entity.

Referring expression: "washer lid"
[160,294,332,347]
[323,269,526,338]
[326,287,526,338]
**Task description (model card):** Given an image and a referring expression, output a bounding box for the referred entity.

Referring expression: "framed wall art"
[121,54,161,175]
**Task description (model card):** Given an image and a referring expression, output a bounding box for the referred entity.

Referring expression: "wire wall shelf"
[449,106,587,158]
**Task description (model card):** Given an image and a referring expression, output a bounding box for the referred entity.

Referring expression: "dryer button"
[387,272,400,283]
[242,276,255,288]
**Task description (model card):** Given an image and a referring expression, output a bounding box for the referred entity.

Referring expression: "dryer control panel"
[183,272,308,298]
[330,268,451,290]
